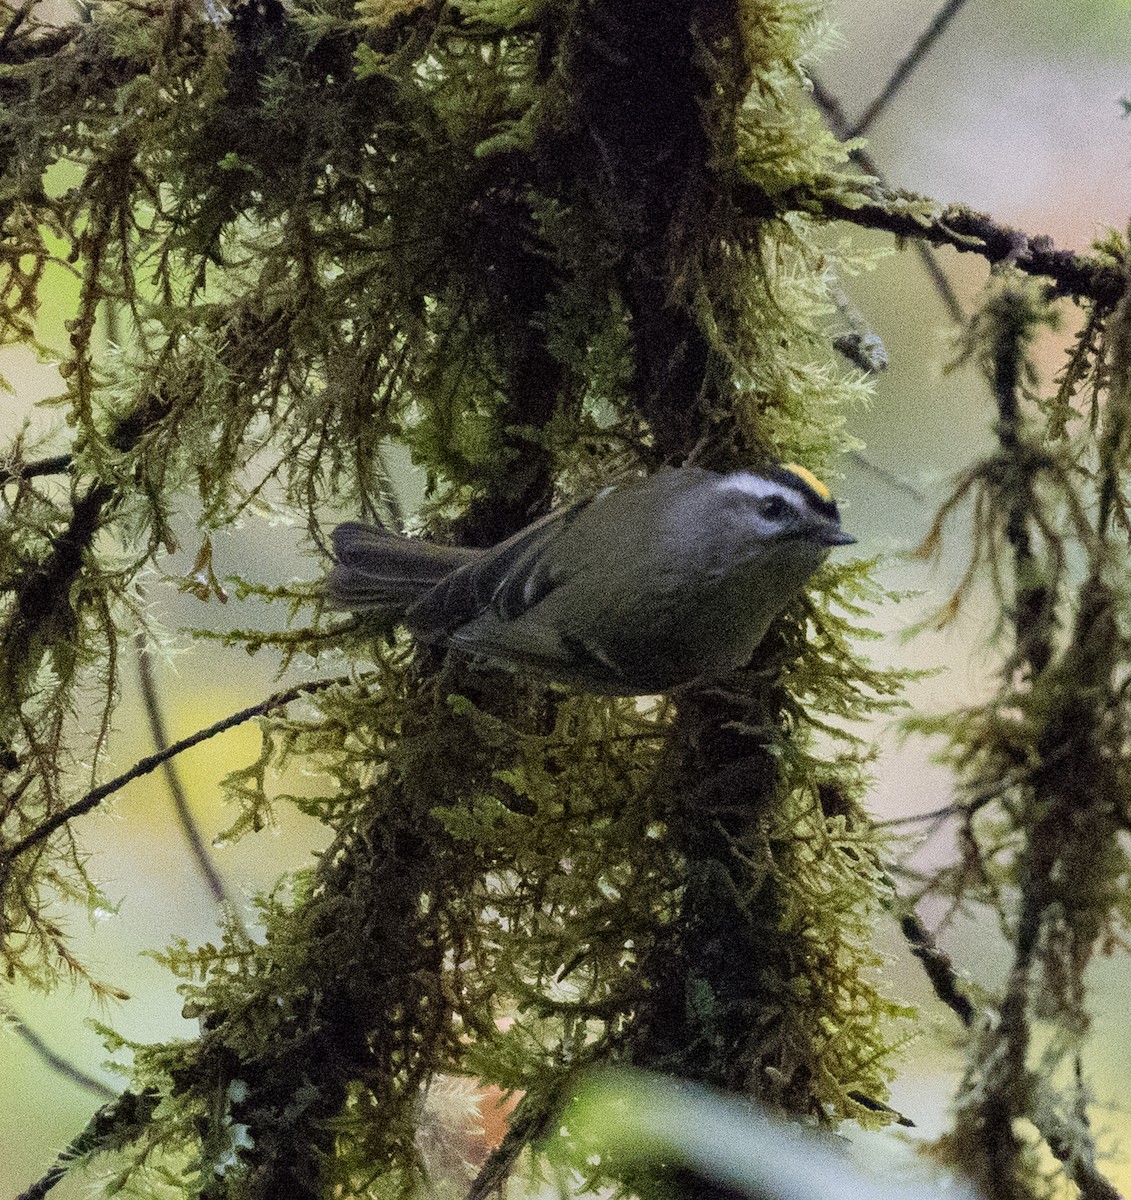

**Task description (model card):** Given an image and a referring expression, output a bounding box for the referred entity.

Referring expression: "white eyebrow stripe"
[718,474,769,496]
[718,474,797,503]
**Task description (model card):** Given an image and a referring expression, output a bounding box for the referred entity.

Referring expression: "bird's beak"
[818,525,856,547]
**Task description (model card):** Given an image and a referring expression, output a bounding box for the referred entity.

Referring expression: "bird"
[324,463,855,695]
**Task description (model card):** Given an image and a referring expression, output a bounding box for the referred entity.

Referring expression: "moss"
[0,1,923,1196]
[906,273,1131,1199]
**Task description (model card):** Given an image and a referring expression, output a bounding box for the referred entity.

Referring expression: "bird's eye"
[758,495,790,522]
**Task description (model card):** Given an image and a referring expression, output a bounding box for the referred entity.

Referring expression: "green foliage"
[904,271,1131,1198]
[0,0,934,1197]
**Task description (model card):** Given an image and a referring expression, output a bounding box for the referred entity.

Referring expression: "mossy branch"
[781,181,1125,306]
[910,274,1131,1200]
[3,3,1125,1198]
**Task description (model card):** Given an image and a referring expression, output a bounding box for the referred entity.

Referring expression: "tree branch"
[849,0,972,138]
[1,673,359,864]
[812,185,1124,305]
[808,75,966,323]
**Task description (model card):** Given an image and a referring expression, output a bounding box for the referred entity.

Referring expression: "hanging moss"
[0,1,922,1197]
[905,270,1131,1200]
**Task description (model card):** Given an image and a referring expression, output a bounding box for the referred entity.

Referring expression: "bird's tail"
[325,522,481,612]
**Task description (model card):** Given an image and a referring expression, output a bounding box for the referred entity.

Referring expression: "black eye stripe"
[720,474,839,522]
[758,465,841,520]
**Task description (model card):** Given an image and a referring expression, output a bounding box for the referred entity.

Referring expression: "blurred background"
[2,0,1129,1194]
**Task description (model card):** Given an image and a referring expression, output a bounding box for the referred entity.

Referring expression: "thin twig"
[849,0,972,138]
[134,632,245,927]
[808,76,967,324]
[874,748,1075,831]
[845,450,926,501]
[1,1003,116,1099]
[875,802,957,829]
[1,674,359,864]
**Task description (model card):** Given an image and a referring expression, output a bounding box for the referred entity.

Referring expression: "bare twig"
[875,802,957,829]
[134,633,245,926]
[1,674,360,864]
[807,76,967,324]
[845,450,926,502]
[1,1002,116,1099]
[849,0,972,138]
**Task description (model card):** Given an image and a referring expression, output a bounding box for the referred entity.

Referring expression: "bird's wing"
[405,496,593,635]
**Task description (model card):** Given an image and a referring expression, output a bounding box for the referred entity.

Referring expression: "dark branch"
[849,0,972,138]
[846,1090,914,1127]
[815,186,1125,306]
[0,453,73,485]
[1,674,358,864]
[897,907,976,1028]
[807,76,966,323]
[135,632,245,922]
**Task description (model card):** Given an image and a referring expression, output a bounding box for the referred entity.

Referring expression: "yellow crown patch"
[782,462,832,502]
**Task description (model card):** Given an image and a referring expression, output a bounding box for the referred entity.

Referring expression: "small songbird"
[325,463,854,695]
